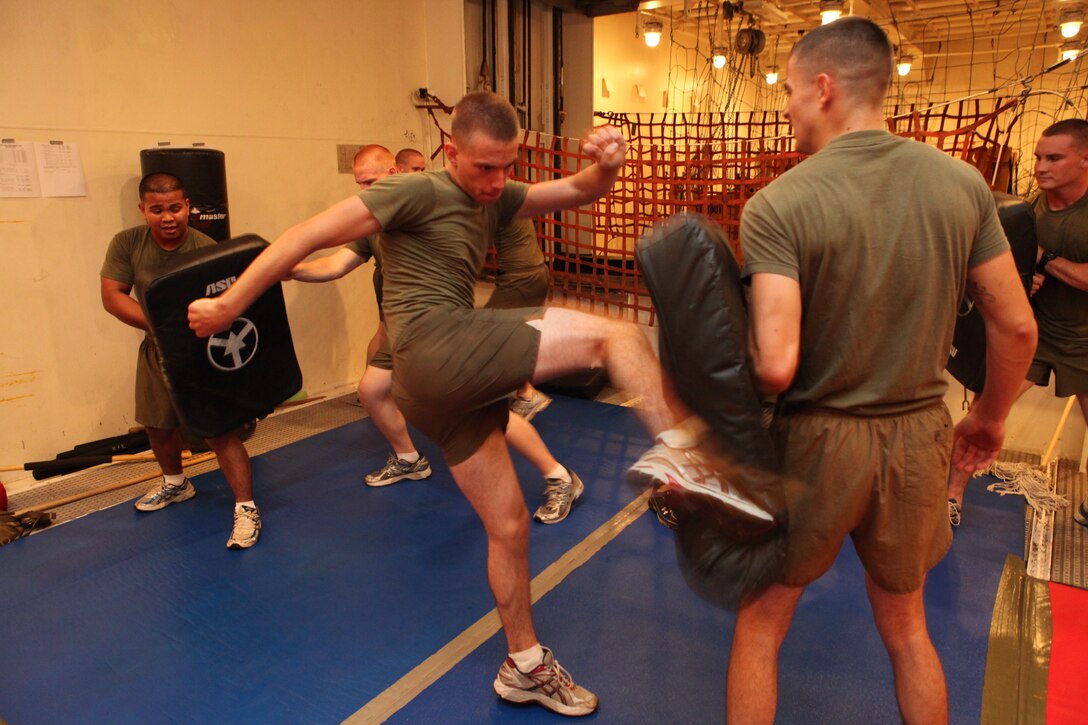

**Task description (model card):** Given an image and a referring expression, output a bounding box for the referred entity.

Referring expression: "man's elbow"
[1012,315,1038,357]
[752,359,795,395]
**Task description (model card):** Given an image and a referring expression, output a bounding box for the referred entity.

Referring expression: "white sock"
[163,473,186,487]
[657,416,707,449]
[235,500,257,512]
[509,643,545,671]
[395,451,420,464]
[544,465,569,482]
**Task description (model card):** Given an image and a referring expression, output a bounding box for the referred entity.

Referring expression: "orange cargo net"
[457,99,1021,325]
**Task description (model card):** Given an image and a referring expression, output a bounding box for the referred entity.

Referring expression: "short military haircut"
[353,144,394,167]
[790,16,894,107]
[451,91,520,144]
[1042,119,1088,149]
[395,147,425,167]
[138,172,185,199]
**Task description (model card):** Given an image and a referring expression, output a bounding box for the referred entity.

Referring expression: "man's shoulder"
[111,225,151,245]
[188,228,217,248]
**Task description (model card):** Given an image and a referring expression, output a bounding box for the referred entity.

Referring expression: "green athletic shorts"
[135,337,180,429]
[485,264,549,310]
[391,306,543,465]
[771,402,954,594]
[1026,330,1088,397]
[370,338,393,371]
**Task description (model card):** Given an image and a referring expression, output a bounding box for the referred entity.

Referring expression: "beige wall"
[0,0,464,480]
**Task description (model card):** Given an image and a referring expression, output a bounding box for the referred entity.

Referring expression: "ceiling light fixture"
[766,66,779,84]
[1060,7,1084,37]
[644,19,664,47]
[897,55,913,76]
[712,46,728,69]
[819,0,844,25]
[1061,41,1081,60]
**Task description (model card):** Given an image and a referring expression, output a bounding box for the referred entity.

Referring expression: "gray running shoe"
[627,442,774,525]
[1074,498,1088,527]
[227,504,261,550]
[510,390,552,422]
[134,478,195,512]
[493,646,598,716]
[533,469,584,524]
[365,453,433,487]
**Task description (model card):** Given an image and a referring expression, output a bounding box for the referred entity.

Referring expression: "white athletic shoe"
[227,505,261,550]
[493,646,598,716]
[134,478,196,512]
[627,442,774,524]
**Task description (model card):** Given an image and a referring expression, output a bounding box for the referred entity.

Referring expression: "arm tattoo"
[966,279,997,307]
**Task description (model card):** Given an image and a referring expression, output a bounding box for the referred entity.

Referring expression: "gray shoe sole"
[134,484,196,512]
[533,474,584,524]
[365,466,433,487]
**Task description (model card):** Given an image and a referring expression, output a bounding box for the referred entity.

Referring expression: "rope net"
[485,98,1020,325]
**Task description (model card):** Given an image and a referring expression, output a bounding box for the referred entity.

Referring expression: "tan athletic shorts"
[392,306,542,465]
[771,403,953,594]
[1026,330,1088,397]
[486,265,549,310]
[135,337,180,429]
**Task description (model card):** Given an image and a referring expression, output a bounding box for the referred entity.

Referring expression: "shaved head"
[451,91,520,146]
[138,172,185,200]
[1042,119,1088,150]
[395,147,426,173]
[790,17,894,108]
[352,144,396,189]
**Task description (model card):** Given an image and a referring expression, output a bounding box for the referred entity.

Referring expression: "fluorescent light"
[1060,8,1083,38]
[644,19,663,48]
[819,0,843,24]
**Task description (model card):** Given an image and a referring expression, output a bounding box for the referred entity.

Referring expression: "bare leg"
[866,573,948,725]
[515,380,540,401]
[726,583,805,725]
[357,365,417,455]
[449,428,537,651]
[506,413,560,476]
[204,433,253,502]
[145,427,184,475]
[529,307,689,437]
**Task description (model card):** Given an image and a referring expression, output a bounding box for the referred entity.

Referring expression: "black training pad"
[947,191,1038,393]
[636,214,787,608]
[138,235,301,438]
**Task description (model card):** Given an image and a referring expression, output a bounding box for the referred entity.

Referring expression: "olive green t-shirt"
[493,217,544,270]
[1031,192,1088,342]
[358,169,529,342]
[741,130,1009,414]
[100,226,216,305]
[345,235,382,266]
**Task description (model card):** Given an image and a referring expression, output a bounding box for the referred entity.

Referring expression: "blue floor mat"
[0,397,1024,724]
[0,397,648,724]
[391,476,1026,724]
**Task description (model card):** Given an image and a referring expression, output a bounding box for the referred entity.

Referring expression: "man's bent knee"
[358,367,393,408]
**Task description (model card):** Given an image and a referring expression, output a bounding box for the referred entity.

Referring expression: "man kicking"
[189,91,768,715]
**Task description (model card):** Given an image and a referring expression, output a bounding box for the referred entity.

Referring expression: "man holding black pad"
[100,172,261,550]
